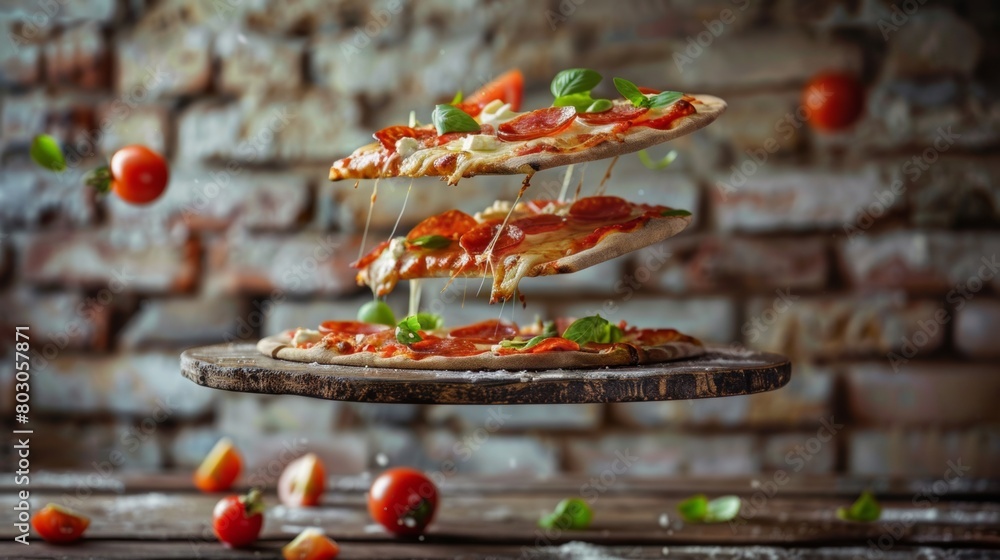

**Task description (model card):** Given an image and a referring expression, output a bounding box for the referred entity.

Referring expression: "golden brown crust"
[257,333,705,371]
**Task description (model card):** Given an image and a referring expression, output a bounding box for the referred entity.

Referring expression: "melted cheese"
[291,328,322,346]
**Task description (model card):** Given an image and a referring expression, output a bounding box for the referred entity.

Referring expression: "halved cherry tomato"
[213,489,265,548]
[283,527,340,560]
[498,106,577,142]
[448,319,519,344]
[803,72,865,132]
[459,221,525,254]
[31,504,90,544]
[278,453,327,507]
[569,196,632,221]
[110,145,169,204]
[407,209,479,242]
[526,337,580,353]
[194,437,242,493]
[577,104,648,125]
[456,69,524,117]
[373,126,434,151]
[510,214,566,235]
[319,321,389,335]
[368,468,438,535]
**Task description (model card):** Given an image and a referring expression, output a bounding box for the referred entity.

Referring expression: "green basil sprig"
[408,235,451,249]
[550,69,612,114]
[538,498,593,530]
[432,104,481,135]
[613,77,682,109]
[661,208,692,218]
[499,321,557,350]
[30,134,66,172]
[678,494,742,523]
[395,313,444,345]
[837,491,881,522]
[561,315,623,346]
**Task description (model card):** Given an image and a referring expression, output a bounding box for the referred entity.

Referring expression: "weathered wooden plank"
[180,344,792,404]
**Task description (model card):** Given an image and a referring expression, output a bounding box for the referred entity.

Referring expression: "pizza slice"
[258,314,703,371]
[353,195,693,304]
[329,68,726,185]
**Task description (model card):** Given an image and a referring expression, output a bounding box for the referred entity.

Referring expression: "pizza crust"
[329,94,726,182]
[257,333,705,371]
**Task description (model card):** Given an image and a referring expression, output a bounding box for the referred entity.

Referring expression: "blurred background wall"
[1,0,999,481]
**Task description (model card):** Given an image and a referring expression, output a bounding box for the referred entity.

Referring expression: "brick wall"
[2,0,999,480]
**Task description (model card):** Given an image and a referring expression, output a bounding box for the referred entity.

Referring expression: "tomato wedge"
[456,69,524,117]
[510,214,566,235]
[577,104,648,125]
[194,437,242,493]
[278,453,326,507]
[498,106,577,142]
[459,221,525,254]
[283,528,340,560]
[31,504,90,544]
[569,196,632,221]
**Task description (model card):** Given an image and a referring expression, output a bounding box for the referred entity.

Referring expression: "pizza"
[354,194,693,304]
[329,69,726,185]
[258,315,703,371]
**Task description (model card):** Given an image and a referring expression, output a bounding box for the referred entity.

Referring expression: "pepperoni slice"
[449,319,519,344]
[459,220,525,254]
[373,126,434,151]
[577,104,648,125]
[525,338,580,353]
[318,321,389,335]
[406,209,479,242]
[568,196,633,221]
[408,336,481,357]
[510,214,566,235]
[497,106,577,142]
[635,99,696,130]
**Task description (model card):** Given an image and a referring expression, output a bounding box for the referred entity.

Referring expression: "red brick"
[746,295,945,359]
[20,229,199,293]
[0,27,41,86]
[0,166,97,228]
[839,231,1000,293]
[427,404,601,431]
[1,290,110,352]
[34,352,216,418]
[45,23,109,89]
[217,394,341,435]
[848,428,1000,477]
[884,9,980,78]
[240,0,340,34]
[97,103,170,157]
[651,235,828,294]
[845,363,1000,427]
[566,433,759,476]
[705,90,804,156]
[907,156,1000,229]
[117,27,211,98]
[216,29,304,94]
[713,166,889,232]
[207,233,362,296]
[425,430,559,477]
[1,93,48,147]
[761,431,838,475]
[106,168,310,231]
[119,297,248,349]
[954,299,1000,359]
[612,364,834,429]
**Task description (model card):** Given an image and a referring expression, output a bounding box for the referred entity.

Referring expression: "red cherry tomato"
[498,106,577,142]
[278,453,327,507]
[456,69,524,116]
[31,504,90,544]
[213,489,265,548]
[282,528,340,560]
[368,468,438,535]
[109,145,169,204]
[802,72,865,132]
[194,437,242,493]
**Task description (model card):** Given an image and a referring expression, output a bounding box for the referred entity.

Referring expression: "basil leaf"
[414,313,443,330]
[613,77,649,108]
[837,491,881,522]
[450,90,463,105]
[705,495,742,522]
[562,315,622,345]
[551,68,603,98]
[541,320,557,337]
[409,235,451,249]
[30,134,66,172]
[432,104,481,135]
[395,313,442,345]
[661,208,692,218]
[538,498,592,530]
[553,92,595,112]
[585,99,613,113]
[648,90,683,109]
[638,149,677,170]
[677,494,708,522]
[499,333,552,350]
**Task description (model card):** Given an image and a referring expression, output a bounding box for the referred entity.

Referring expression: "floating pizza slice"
[258,314,703,371]
[329,69,726,185]
[353,195,693,304]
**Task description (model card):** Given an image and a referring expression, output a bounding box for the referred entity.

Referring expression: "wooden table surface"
[1,472,998,558]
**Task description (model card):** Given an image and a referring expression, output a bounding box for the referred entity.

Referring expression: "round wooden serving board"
[181,344,791,405]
